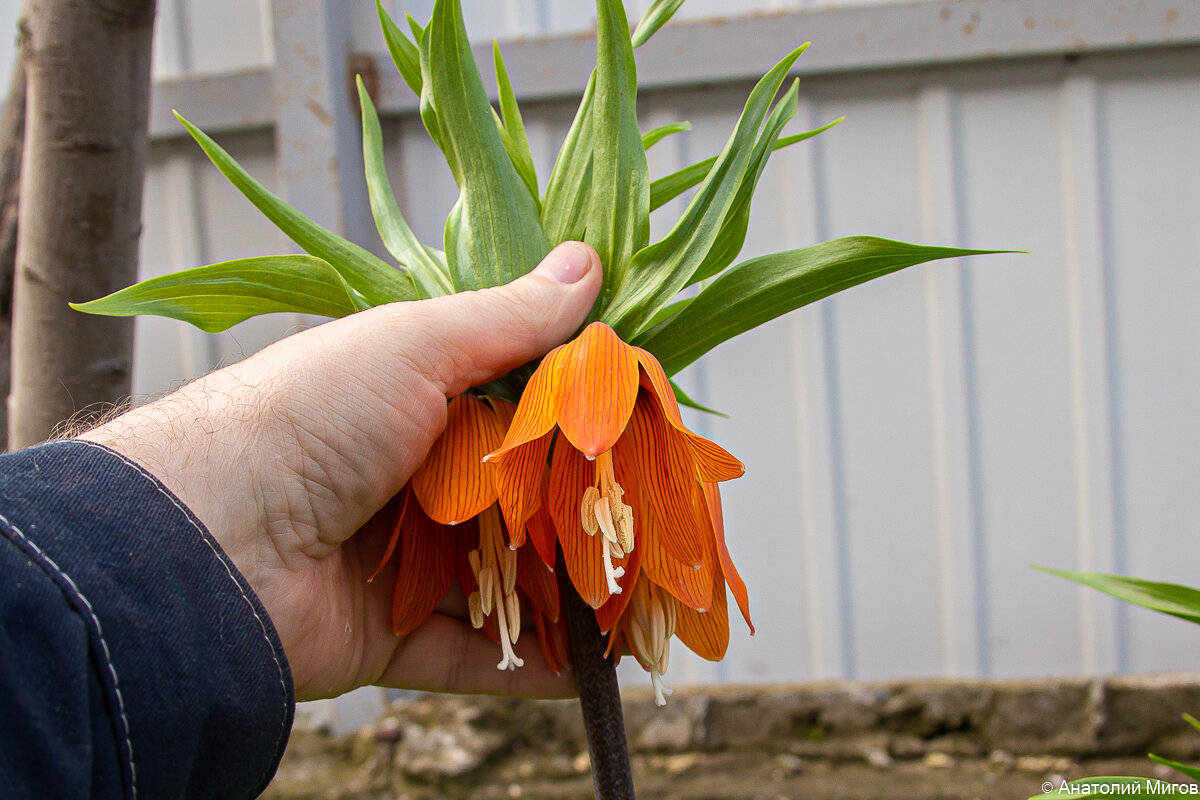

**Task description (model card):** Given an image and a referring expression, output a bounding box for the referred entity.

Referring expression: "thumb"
[384,240,602,396]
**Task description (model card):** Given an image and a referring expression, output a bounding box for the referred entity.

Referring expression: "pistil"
[466,506,524,670]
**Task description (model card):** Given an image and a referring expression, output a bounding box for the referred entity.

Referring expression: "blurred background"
[1,0,1196,729]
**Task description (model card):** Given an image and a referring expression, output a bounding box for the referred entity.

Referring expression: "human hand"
[79,242,601,701]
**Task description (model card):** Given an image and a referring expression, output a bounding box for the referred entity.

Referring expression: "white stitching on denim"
[0,509,139,798]
[71,439,291,786]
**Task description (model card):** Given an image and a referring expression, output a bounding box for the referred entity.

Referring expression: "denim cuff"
[0,439,294,799]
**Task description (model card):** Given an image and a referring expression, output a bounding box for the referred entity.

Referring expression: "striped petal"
[390,492,457,636]
[641,528,713,613]
[412,393,503,524]
[494,430,553,540]
[549,440,610,609]
[635,347,744,482]
[704,481,753,634]
[556,322,639,458]
[534,609,571,674]
[617,392,705,568]
[525,471,558,569]
[487,345,566,459]
[517,539,559,622]
[674,568,730,661]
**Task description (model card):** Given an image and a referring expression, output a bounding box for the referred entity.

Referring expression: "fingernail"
[532,242,593,284]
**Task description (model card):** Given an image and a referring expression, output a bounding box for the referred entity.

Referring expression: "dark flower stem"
[558,557,636,800]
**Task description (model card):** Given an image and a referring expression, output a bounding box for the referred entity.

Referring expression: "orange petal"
[370,489,409,582]
[535,609,571,674]
[616,394,705,568]
[390,495,457,636]
[556,322,639,458]
[549,440,609,609]
[704,482,753,633]
[635,348,745,483]
[674,569,730,660]
[641,531,713,613]
[487,346,565,459]
[412,394,502,524]
[517,540,559,622]
[494,430,553,539]
[525,472,558,569]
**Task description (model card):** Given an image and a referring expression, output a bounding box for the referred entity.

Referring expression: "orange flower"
[374,393,562,672]
[485,322,753,699]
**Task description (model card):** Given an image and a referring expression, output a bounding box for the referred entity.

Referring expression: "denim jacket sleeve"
[0,439,294,799]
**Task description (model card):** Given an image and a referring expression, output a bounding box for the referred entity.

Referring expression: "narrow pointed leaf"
[638,237,1016,375]
[671,379,726,417]
[631,0,685,48]
[1028,778,1171,799]
[588,0,649,309]
[1036,567,1200,626]
[377,0,422,96]
[542,72,596,245]
[642,121,691,151]
[687,80,800,287]
[649,117,842,211]
[71,255,362,333]
[1149,755,1200,782]
[357,78,452,298]
[175,113,414,305]
[603,46,807,337]
[493,42,539,202]
[423,0,548,289]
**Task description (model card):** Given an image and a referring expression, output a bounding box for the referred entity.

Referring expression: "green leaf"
[356,77,452,299]
[175,113,414,306]
[642,121,691,151]
[493,42,540,202]
[688,78,800,287]
[542,72,596,245]
[1183,714,1200,735]
[603,45,808,338]
[377,0,422,96]
[71,255,362,333]
[423,0,548,290]
[1036,567,1200,627]
[637,237,1014,376]
[1150,754,1200,782]
[631,0,685,48]
[649,117,842,211]
[671,379,727,417]
[1028,778,1174,799]
[588,0,650,310]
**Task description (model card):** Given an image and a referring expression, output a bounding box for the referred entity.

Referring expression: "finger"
[378,612,578,699]
[370,240,602,397]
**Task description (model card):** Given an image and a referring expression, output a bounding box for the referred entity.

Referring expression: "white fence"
[4,0,1199,716]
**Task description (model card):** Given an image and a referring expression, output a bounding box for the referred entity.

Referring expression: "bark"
[9,0,157,448]
[0,58,28,451]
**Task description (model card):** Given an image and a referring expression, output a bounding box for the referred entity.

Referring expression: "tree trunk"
[9,0,157,448]
[0,58,28,451]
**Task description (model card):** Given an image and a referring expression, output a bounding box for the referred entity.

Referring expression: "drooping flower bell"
[373,393,564,672]
[485,322,753,697]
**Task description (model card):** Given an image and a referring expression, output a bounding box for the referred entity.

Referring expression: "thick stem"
[558,560,636,800]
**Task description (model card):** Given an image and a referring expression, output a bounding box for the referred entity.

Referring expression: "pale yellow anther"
[581,486,600,535]
[468,549,482,579]
[505,590,522,644]
[468,591,485,629]
[627,580,676,706]
[479,567,495,615]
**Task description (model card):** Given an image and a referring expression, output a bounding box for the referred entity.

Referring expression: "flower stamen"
[468,506,525,671]
[627,579,676,706]
[584,451,634,595]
